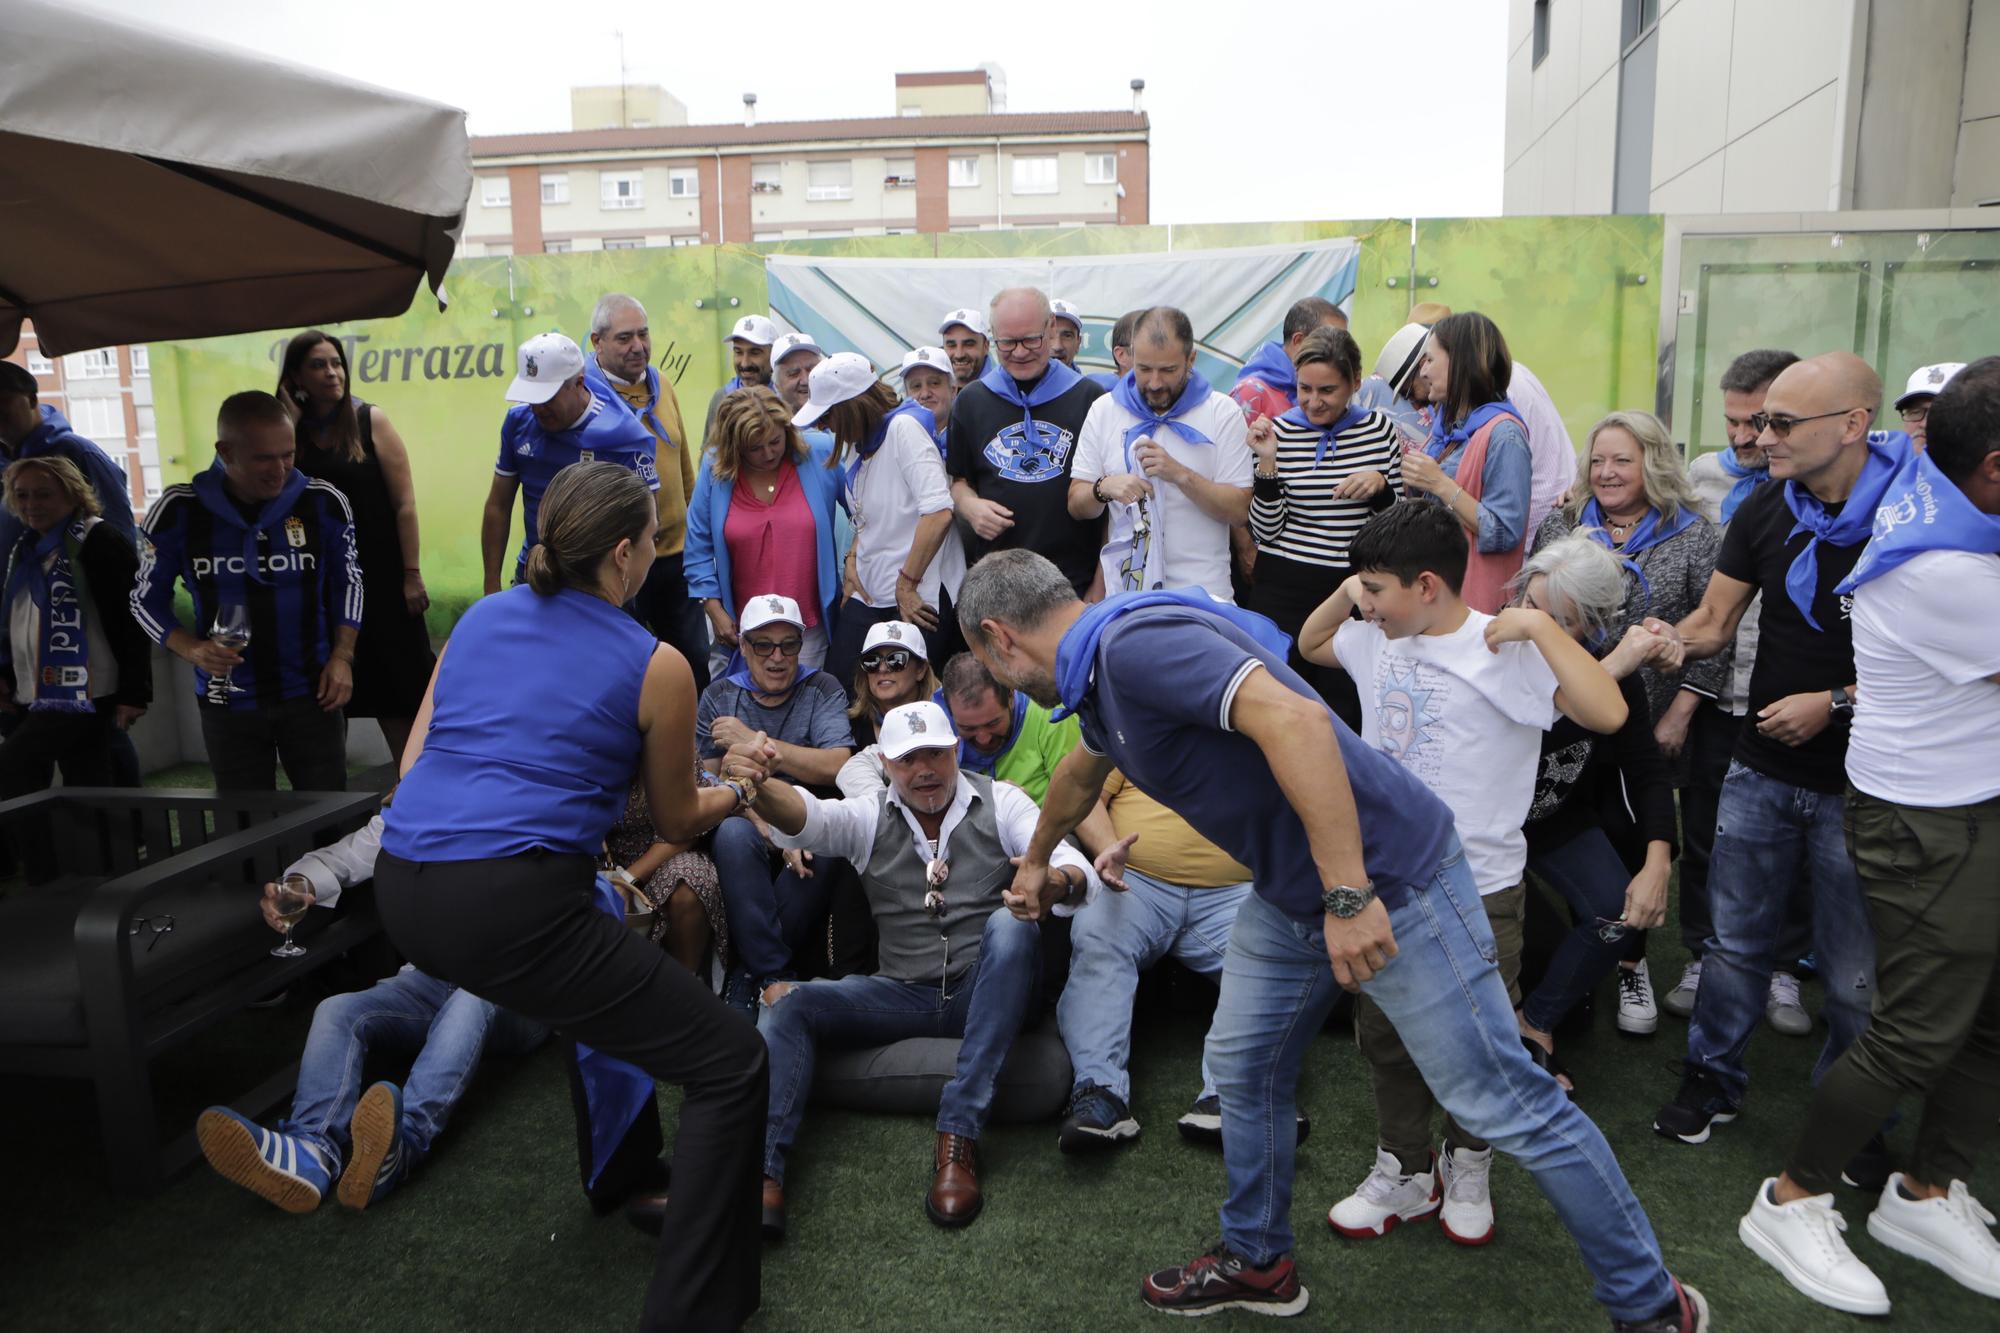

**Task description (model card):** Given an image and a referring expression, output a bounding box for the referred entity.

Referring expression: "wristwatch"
[1828,690,1854,717]
[1321,881,1376,918]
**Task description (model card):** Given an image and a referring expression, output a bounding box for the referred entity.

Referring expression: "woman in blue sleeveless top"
[375,462,768,1331]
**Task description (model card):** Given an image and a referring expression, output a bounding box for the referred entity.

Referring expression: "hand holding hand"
[1638,617,1686,671]
[720,730,777,783]
[1002,856,1070,921]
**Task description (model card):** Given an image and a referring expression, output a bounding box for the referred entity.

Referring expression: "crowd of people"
[8,279,1994,1331]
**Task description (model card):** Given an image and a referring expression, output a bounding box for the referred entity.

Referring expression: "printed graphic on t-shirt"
[1374,662,1445,772]
[983,420,1075,483]
[1528,737,1592,823]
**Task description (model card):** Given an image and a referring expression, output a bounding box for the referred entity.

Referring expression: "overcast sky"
[84,0,1508,224]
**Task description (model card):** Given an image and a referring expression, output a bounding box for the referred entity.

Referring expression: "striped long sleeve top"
[1248,409,1405,569]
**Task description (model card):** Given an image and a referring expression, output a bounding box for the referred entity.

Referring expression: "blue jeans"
[714,815,834,982]
[283,967,545,1174]
[758,907,1041,1183]
[1059,868,1250,1102]
[1521,828,1636,1034]
[1685,762,1876,1104]
[1206,843,1674,1323]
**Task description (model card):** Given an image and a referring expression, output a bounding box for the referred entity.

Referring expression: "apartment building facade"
[5,321,161,515]
[464,70,1150,254]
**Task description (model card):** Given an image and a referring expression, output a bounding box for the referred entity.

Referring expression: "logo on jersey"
[283,517,307,548]
[983,420,1075,483]
[191,551,317,577]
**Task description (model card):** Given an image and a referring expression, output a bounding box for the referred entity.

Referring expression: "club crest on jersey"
[283,517,307,548]
[983,421,1074,484]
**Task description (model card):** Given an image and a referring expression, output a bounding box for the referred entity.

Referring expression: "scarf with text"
[1835,443,2000,593]
[3,518,96,712]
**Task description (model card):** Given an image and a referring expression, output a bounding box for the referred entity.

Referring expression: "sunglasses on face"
[745,636,803,658]
[860,650,914,673]
[1747,407,1861,439]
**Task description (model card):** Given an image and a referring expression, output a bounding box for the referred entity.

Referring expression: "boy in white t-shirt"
[1296,501,1629,1248]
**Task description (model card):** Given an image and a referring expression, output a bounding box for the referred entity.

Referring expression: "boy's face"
[1354,569,1439,639]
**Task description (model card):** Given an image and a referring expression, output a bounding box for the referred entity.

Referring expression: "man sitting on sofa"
[740,701,1099,1236]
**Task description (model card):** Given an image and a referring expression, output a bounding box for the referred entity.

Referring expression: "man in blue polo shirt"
[955,549,1705,1331]
[479,332,658,595]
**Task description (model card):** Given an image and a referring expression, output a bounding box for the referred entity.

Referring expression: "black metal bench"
[0,788,383,1191]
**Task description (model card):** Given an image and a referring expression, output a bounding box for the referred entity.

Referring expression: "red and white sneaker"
[1140,1243,1309,1317]
[1327,1147,1440,1238]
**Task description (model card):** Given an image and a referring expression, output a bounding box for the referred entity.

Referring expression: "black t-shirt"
[1714,480,1861,793]
[946,370,1106,593]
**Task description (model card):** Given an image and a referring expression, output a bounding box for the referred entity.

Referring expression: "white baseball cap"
[792,351,877,428]
[878,700,957,760]
[506,332,586,405]
[939,308,989,339]
[861,619,929,660]
[898,346,954,381]
[726,314,779,347]
[738,593,805,636]
[1895,362,1966,410]
[771,331,825,365]
[1049,298,1083,332]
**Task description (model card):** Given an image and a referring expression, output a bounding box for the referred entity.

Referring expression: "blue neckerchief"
[1424,399,1525,460]
[575,873,658,1187]
[1112,369,1214,471]
[723,663,820,692]
[1051,590,1293,722]
[1716,449,1767,524]
[977,359,1083,436]
[1278,403,1368,469]
[1233,341,1296,398]
[1782,430,1911,630]
[3,519,95,713]
[189,467,310,585]
[845,401,935,492]
[935,686,1028,775]
[1087,370,1120,391]
[1836,444,2000,594]
[724,375,744,395]
[583,358,672,449]
[1579,499,1699,608]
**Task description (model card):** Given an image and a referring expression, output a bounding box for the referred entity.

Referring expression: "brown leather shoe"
[761,1174,786,1242]
[925,1132,983,1227]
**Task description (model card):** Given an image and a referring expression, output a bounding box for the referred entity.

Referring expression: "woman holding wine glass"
[375,461,773,1330]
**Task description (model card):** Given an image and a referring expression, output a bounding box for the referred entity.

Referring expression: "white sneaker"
[1437,1144,1495,1245]
[1617,959,1659,1035]
[1766,973,1812,1036]
[1662,958,1702,1019]
[1737,1178,1890,1315]
[1327,1147,1439,1238]
[1867,1175,2000,1298]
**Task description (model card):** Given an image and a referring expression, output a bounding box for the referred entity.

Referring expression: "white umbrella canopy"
[0,0,471,357]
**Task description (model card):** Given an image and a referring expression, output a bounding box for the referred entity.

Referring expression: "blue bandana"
[3,519,96,713]
[584,358,673,449]
[190,467,310,585]
[1278,403,1369,469]
[1111,370,1214,470]
[1715,448,1767,524]
[1424,399,1525,461]
[1051,590,1293,722]
[1578,499,1699,608]
[935,685,1028,775]
[978,359,1083,436]
[1233,341,1296,399]
[575,872,659,1187]
[1836,445,2000,594]
[1782,430,1911,630]
[845,400,935,492]
[723,375,744,395]
[723,662,820,692]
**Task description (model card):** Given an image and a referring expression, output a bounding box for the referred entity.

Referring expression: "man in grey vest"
[743,700,1099,1236]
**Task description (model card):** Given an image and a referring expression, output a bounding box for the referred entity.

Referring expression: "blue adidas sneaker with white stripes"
[196,1106,334,1214]
[338,1081,408,1210]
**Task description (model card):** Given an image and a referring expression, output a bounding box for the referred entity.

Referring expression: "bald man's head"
[1767,352,1881,421]
[1760,351,1883,490]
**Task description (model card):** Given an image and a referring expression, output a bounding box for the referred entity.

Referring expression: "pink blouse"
[725,458,821,627]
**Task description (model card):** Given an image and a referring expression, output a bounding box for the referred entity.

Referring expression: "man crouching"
[741,700,1098,1234]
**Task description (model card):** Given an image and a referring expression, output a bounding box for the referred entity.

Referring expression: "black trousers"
[377,849,766,1331]
[634,551,710,694]
[0,703,114,799]
[198,694,347,792]
[1243,551,1363,733]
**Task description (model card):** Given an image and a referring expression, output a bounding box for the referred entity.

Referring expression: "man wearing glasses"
[1892,362,1964,453]
[741,700,1098,1235]
[698,594,855,1013]
[1644,352,1902,1155]
[947,287,1107,597]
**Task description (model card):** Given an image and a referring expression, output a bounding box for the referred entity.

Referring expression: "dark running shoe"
[1175,1095,1311,1148]
[1653,1069,1740,1145]
[1140,1242,1309,1318]
[1610,1278,1711,1332]
[1059,1082,1140,1154]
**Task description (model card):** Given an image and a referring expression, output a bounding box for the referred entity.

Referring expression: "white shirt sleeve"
[1330,617,1379,678]
[1208,395,1254,487]
[990,779,1102,916]
[766,788,883,869]
[1070,397,1116,485]
[892,416,955,515]
[1497,639,1564,730]
[835,745,889,799]
[282,813,384,910]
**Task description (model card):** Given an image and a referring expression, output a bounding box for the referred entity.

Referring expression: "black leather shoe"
[761,1175,786,1242]
[623,1190,669,1237]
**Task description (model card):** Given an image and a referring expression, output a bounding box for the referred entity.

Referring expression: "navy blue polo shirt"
[1071,606,1456,919]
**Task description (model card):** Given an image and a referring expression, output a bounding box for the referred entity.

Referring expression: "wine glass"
[270,873,313,958]
[212,601,251,695]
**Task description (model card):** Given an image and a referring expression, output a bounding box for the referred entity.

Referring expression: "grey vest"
[862,773,1012,986]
